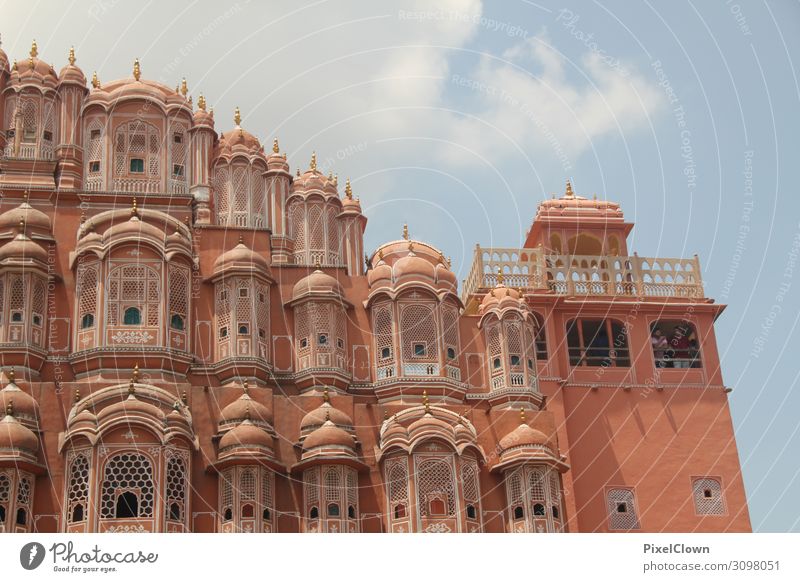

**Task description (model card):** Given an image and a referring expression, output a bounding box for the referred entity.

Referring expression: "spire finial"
[323,386,330,403]
[181,390,188,404]
[520,407,526,423]
[18,216,25,234]
[242,379,249,394]
[8,368,15,384]
[74,388,81,403]
[238,233,244,245]
[91,71,100,89]
[234,106,241,126]
[402,223,409,241]
[132,363,140,383]
[325,408,331,422]
[296,167,301,177]
[314,260,322,270]
[245,403,251,421]
[565,179,574,198]
[345,178,353,200]
[180,77,188,96]
[68,46,76,66]
[197,93,206,111]
[133,58,141,81]
[272,138,279,154]
[131,197,138,217]
[5,399,12,417]
[497,267,505,285]
[310,151,317,171]
[30,39,38,58]
[128,379,136,395]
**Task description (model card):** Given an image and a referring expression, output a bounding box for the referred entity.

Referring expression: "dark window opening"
[616,503,627,513]
[348,505,356,519]
[381,347,391,360]
[238,325,249,335]
[89,161,100,173]
[223,508,232,521]
[510,354,521,366]
[650,320,702,369]
[71,504,84,523]
[567,318,629,367]
[169,502,181,521]
[394,504,406,519]
[337,338,344,349]
[80,314,94,330]
[239,288,248,297]
[91,130,101,139]
[513,506,524,519]
[241,504,254,518]
[493,357,502,370]
[0,504,5,522]
[447,347,456,360]
[704,489,713,498]
[173,134,183,144]
[170,314,185,330]
[172,164,184,177]
[115,492,139,518]
[262,508,271,520]
[258,328,266,339]
[16,507,27,526]
[327,503,340,517]
[300,338,308,349]
[533,503,545,516]
[123,307,141,325]
[552,506,560,519]
[309,506,319,519]
[129,158,144,173]
[43,130,53,141]
[413,343,426,357]
[318,333,328,345]
[220,327,228,338]
[466,504,477,519]
[11,312,22,322]
[32,314,42,326]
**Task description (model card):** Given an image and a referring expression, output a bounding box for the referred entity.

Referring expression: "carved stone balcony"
[462,245,704,304]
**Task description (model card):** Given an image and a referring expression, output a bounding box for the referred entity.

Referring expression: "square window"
[238,325,249,335]
[447,347,456,360]
[219,327,228,338]
[172,164,184,177]
[11,312,23,323]
[413,343,426,357]
[89,161,100,173]
[32,314,42,326]
[239,288,249,298]
[510,355,521,366]
[380,347,391,360]
[300,338,308,349]
[318,334,328,345]
[173,134,183,143]
[91,130,101,139]
[129,158,144,173]
[43,131,53,141]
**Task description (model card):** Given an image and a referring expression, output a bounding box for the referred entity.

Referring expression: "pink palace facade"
[0,42,750,533]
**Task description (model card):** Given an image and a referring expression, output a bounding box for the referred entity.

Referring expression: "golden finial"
[12,60,17,72]
[314,260,322,270]
[383,409,389,420]
[272,138,279,154]
[242,378,249,394]
[130,197,138,217]
[296,168,301,177]
[188,95,193,107]
[323,386,330,403]
[234,106,241,126]
[310,151,317,171]
[238,233,244,245]
[325,408,331,422]
[497,267,505,285]
[447,256,452,268]
[181,390,188,404]
[565,179,574,198]
[30,39,38,58]
[245,403,251,421]
[423,390,430,414]
[7,368,14,384]
[175,83,180,94]
[5,399,12,416]
[210,107,214,118]
[180,77,188,96]
[197,93,206,111]
[408,241,415,253]
[128,379,136,395]
[18,217,25,234]
[378,249,384,261]
[520,407,526,423]
[74,388,81,403]
[345,178,353,200]
[333,174,339,186]
[91,71,100,89]
[133,58,141,81]
[402,223,409,240]
[173,400,181,411]
[68,46,76,66]
[132,363,140,383]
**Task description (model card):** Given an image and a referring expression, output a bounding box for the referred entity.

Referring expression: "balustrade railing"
[462,246,704,301]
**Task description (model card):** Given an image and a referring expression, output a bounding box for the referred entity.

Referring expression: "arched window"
[16,507,27,525]
[513,506,524,519]
[566,318,629,367]
[100,453,155,519]
[386,458,410,526]
[373,303,395,378]
[81,314,94,329]
[165,455,187,523]
[123,307,141,325]
[0,473,9,526]
[113,120,161,187]
[693,477,724,515]
[170,314,184,330]
[310,506,319,519]
[416,458,456,518]
[67,454,90,523]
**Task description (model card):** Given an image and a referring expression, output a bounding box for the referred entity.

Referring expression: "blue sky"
[2,0,799,531]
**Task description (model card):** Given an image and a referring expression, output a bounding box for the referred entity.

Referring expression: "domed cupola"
[0,370,39,429]
[217,413,278,467]
[0,401,39,464]
[266,138,289,173]
[192,93,214,128]
[0,195,53,241]
[299,388,354,440]
[218,381,274,432]
[212,237,271,280]
[57,46,86,86]
[9,40,58,89]
[0,231,48,268]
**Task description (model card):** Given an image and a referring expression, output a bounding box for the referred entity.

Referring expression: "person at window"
[688,330,700,368]
[670,327,692,368]
[588,328,610,365]
[651,327,668,368]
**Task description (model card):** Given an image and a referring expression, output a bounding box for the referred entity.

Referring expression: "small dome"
[97,393,165,422]
[219,392,273,426]
[0,382,39,421]
[70,409,97,428]
[103,215,167,243]
[217,127,263,156]
[435,262,457,290]
[393,249,436,282]
[212,241,270,280]
[300,401,353,431]
[367,260,392,288]
[407,413,453,438]
[0,413,39,454]
[304,420,354,450]
[58,49,86,86]
[499,423,549,451]
[479,280,527,315]
[219,419,273,451]
[292,270,344,301]
[11,48,58,87]
[0,234,47,263]
[0,201,52,233]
